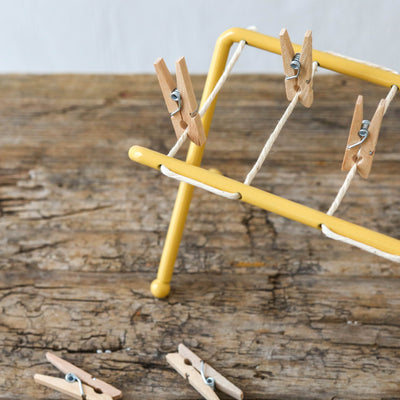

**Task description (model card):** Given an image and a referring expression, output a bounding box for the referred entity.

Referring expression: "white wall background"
[0,0,399,74]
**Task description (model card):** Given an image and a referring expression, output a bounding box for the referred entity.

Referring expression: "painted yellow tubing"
[134,27,400,298]
[130,145,400,256]
[214,28,400,88]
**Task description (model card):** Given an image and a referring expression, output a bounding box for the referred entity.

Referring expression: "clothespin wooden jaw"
[34,374,113,400]
[342,95,385,178]
[34,352,122,400]
[154,57,206,146]
[166,344,243,400]
[279,28,314,107]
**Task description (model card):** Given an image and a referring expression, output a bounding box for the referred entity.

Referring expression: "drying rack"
[129,27,400,298]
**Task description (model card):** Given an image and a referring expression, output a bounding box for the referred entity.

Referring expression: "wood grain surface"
[0,74,400,400]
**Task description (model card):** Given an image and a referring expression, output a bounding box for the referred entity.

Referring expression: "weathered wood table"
[1,74,400,400]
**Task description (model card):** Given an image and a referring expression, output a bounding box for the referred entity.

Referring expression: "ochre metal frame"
[129,28,400,298]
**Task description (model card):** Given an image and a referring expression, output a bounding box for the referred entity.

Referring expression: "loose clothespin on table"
[154,57,206,146]
[34,352,122,400]
[166,343,243,400]
[342,95,386,178]
[279,28,314,107]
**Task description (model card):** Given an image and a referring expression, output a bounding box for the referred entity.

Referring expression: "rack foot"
[151,279,171,298]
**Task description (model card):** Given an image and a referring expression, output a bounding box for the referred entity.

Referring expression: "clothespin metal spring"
[286,52,301,80]
[170,89,182,116]
[200,360,216,390]
[347,119,370,149]
[65,373,87,400]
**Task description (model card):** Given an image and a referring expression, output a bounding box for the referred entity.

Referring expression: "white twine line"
[160,165,241,200]
[244,61,318,186]
[243,91,300,185]
[167,126,189,157]
[321,225,400,263]
[322,85,399,261]
[199,41,247,119]
[326,163,357,216]
[167,39,247,158]
[384,85,398,114]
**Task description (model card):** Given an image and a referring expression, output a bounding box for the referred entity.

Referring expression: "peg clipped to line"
[342,95,385,178]
[154,57,206,146]
[279,28,314,107]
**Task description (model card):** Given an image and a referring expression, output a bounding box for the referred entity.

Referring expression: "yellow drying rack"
[129,27,400,298]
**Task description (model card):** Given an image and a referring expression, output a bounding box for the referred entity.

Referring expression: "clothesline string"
[244,61,318,186]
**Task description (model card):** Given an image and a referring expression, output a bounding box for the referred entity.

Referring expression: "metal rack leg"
[150,181,195,298]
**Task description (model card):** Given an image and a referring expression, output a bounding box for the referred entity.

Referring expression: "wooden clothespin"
[342,95,385,178]
[154,57,206,146]
[166,343,243,400]
[34,352,122,400]
[279,28,314,107]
